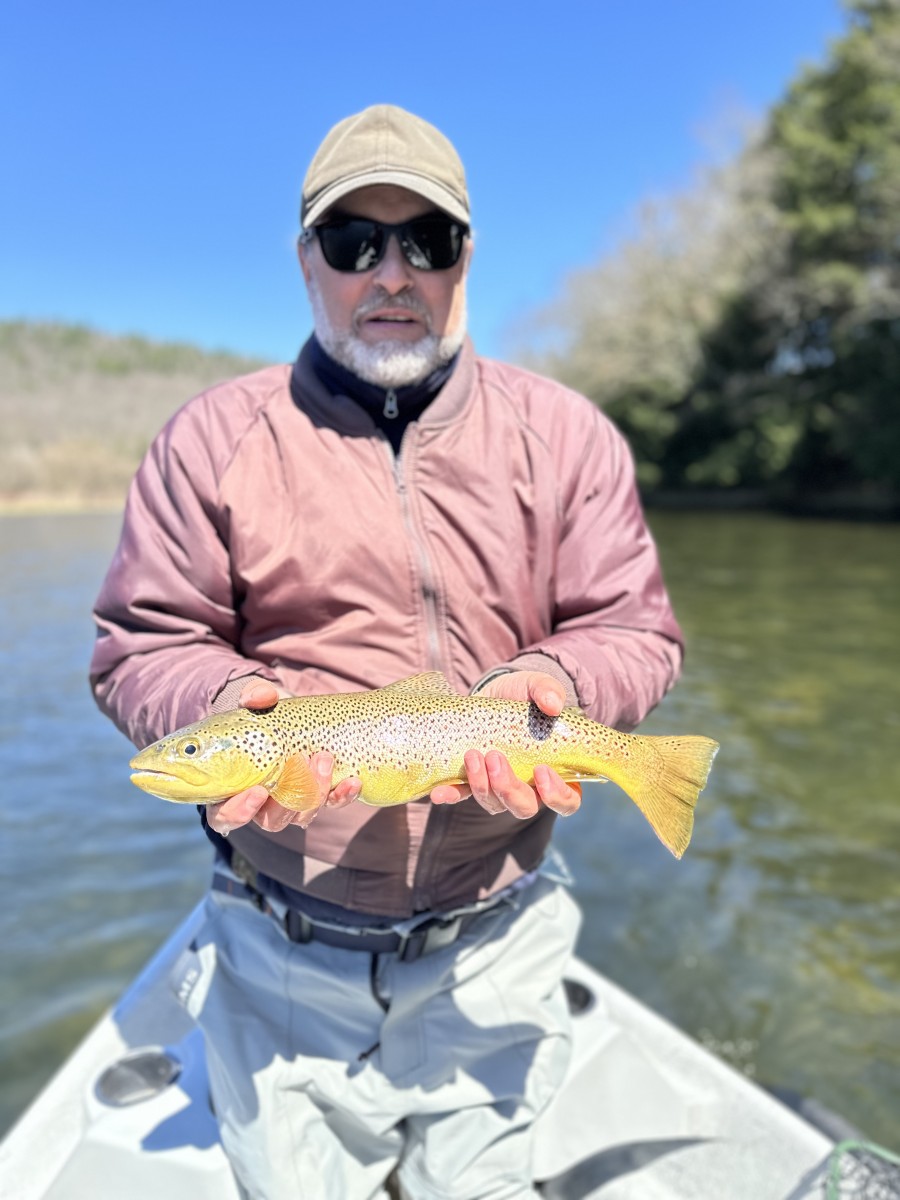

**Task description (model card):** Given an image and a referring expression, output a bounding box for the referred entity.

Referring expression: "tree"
[763,0,900,491]
[523,0,900,502]
[517,138,786,489]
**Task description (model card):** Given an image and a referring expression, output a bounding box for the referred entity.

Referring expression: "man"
[91,105,683,1200]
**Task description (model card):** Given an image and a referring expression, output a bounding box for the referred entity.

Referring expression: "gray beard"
[307,278,466,388]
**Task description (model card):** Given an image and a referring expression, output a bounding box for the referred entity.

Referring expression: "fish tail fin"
[615,736,719,859]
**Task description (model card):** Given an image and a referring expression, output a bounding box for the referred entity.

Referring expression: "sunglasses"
[301,214,468,273]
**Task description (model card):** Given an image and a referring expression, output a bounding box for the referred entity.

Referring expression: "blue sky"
[1,0,845,364]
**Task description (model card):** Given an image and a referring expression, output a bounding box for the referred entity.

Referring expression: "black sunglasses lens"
[317,220,383,271]
[401,218,465,270]
[315,216,466,272]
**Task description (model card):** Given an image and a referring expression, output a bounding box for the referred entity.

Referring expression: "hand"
[430,670,583,819]
[205,680,362,835]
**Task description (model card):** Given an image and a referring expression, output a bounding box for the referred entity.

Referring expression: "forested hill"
[519,0,900,516]
[0,321,270,509]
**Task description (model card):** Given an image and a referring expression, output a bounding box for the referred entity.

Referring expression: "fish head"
[129,710,282,803]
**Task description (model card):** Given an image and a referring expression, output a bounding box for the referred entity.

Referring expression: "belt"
[210,871,504,963]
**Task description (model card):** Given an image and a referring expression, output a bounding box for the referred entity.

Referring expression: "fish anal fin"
[553,769,609,784]
[268,754,321,812]
[429,775,467,791]
[380,672,457,697]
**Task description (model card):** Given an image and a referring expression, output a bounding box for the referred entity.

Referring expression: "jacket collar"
[290,336,477,434]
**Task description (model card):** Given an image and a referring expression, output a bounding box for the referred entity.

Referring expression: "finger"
[254,795,306,832]
[527,677,565,717]
[485,752,540,819]
[463,750,506,815]
[430,783,471,805]
[290,803,323,830]
[326,775,363,809]
[207,785,271,834]
[308,751,335,804]
[533,765,582,816]
[239,680,281,709]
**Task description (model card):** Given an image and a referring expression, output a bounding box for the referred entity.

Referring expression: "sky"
[1,0,846,365]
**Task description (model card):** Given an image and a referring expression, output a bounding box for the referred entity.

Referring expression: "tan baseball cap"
[301,104,470,228]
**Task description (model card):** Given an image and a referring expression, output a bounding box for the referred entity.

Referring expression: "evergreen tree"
[763,0,900,491]
[525,0,900,503]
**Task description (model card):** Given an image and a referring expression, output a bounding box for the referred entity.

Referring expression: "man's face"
[298,184,472,388]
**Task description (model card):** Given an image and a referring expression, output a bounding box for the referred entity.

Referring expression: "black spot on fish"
[527,703,556,742]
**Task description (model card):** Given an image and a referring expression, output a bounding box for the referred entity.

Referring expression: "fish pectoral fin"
[267,755,321,812]
[379,672,457,697]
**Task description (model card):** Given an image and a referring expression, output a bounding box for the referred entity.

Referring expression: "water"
[1,510,898,1147]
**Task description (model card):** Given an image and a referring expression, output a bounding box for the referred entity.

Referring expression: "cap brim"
[303,169,469,227]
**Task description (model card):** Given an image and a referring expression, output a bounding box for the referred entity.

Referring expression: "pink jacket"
[91,339,683,916]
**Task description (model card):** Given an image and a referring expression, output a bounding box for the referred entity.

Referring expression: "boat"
[1,900,897,1199]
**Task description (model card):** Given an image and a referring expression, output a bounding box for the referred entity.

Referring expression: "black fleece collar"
[307,336,460,453]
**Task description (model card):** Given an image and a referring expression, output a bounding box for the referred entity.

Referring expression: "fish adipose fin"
[267,755,321,812]
[620,736,719,859]
[380,672,457,697]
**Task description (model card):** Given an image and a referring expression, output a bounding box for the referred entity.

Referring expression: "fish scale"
[129,671,719,858]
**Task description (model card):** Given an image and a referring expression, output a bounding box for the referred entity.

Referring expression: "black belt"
[211,872,496,963]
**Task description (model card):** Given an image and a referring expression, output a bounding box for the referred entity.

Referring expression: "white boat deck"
[0,902,851,1199]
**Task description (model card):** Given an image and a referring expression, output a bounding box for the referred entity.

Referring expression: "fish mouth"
[130,768,179,782]
[129,765,211,799]
[129,750,209,784]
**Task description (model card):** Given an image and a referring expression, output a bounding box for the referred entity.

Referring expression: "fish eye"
[184,743,198,756]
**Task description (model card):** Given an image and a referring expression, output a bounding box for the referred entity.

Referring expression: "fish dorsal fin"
[380,672,456,697]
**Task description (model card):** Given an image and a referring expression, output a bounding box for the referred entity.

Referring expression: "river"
[0,510,897,1147]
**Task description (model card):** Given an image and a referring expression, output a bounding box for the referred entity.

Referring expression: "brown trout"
[129,672,719,857]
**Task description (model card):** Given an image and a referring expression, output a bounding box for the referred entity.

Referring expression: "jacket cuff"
[469,667,514,695]
[510,653,580,707]
[471,654,580,708]
[211,673,275,713]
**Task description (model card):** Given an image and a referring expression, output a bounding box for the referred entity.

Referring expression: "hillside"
[0,321,271,509]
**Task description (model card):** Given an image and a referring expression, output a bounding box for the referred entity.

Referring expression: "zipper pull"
[383,389,399,419]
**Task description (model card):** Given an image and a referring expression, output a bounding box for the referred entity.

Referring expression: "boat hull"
[0,901,837,1199]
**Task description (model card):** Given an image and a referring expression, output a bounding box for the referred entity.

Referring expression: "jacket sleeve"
[513,406,684,731]
[89,403,280,749]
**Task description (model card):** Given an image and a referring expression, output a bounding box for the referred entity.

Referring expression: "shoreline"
[0,496,123,517]
[3,491,897,522]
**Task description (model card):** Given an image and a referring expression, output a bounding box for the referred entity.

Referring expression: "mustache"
[353,291,432,328]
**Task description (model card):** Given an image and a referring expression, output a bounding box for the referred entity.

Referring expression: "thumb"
[525,673,565,717]
[240,680,281,709]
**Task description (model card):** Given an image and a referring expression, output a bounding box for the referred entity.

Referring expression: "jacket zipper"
[384,431,443,671]
[381,428,449,910]
[383,389,399,418]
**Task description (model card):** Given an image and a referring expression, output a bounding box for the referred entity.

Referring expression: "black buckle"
[284,908,314,944]
[229,849,269,912]
[399,915,463,963]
